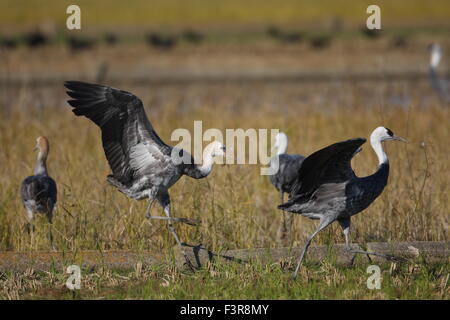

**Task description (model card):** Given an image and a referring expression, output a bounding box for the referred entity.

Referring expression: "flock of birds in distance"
[20,43,447,279]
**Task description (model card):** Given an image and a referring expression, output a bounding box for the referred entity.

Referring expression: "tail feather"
[107,174,128,190]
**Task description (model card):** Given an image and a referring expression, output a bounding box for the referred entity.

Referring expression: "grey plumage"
[269,154,305,197]
[268,132,304,245]
[21,175,57,220]
[20,136,57,247]
[278,127,405,279]
[429,43,450,103]
[64,81,225,266]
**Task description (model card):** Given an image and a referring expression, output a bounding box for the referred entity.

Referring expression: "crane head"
[371,127,406,143]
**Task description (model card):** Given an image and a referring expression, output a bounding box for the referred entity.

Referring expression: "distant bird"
[278,127,405,279]
[429,43,450,103]
[146,33,177,50]
[309,35,332,50]
[103,32,118,46]
[182,30,204,44]
[0,36,18,50]
[64,81,226,266]
[95,62,109,83]
[67,36,95,53]
[20,136,57,248]
[266,26,302,44]
[361,27,381,39]
[391,35,408,49]
[23,30,48,48]
[268,132,305,245]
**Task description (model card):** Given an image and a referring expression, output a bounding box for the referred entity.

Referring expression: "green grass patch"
[4,260,448,300]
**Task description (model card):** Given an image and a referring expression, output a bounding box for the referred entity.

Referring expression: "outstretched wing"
[65,81,172,185]
[290,138,366,197]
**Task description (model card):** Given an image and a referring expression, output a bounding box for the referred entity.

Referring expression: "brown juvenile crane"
[20,136,57,248]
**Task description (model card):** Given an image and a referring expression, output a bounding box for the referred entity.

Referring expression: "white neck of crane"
[197,144,216,176]
[370,137,388,165]
[430,48,441,70]
[34,151,48,175]
[275,134,288,155]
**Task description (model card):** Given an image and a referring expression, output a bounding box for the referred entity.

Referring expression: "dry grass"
[0,40,449,300]
[0,76,448,253]
[1,3,449,299]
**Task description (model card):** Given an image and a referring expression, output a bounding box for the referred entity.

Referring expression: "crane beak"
[393,135,406,142]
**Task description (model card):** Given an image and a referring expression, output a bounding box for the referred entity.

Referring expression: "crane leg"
[146,198,200,226]
[47,210,55,251]
[157,191,195,271]
[292,216,334,279]
[24,209,36,249]
[145,199,155,219]
[338,218,402,261]
[285,211,294,244]
[24,209,35,234]
[163,204,195,271]
[277,193,294,246]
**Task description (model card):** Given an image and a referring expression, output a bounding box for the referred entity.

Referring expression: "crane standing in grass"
[429,43,450,103]
[64,81,226,267]
[278,127,405,279]
[20,136,57,249]
[268,132,305,245]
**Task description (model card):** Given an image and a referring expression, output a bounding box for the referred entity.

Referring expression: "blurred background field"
[2,0,450,28]
[0,0,449,299]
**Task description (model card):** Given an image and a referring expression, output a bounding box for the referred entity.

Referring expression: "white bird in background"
[64,81,226,267]
[429,43,450,103]
[268,132,305,245]
[20,136,57,249]
[279,127,405,279]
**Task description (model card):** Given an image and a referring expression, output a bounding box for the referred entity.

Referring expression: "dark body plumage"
[269,154,305,196]
[20,175,57,220]
[276,128,405,279]
[279,138,388,221]
[269,145,305,245]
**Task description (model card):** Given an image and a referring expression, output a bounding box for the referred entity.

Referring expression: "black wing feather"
[64,81,171,185]
[269,154,305,194]
[290,138,366,197]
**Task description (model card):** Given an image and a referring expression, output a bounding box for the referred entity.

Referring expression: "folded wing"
[289,138,366,198]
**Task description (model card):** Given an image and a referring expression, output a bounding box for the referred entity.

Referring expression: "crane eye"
[386,128,394,137]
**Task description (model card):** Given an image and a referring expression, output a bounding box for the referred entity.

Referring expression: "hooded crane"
[20,136,57,248]
[429,43,450,103]
[268,132,305,245]
[278,127,405,279]
[64,81,225,266]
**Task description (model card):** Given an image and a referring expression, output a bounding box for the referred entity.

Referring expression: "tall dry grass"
[0,79,448,253]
